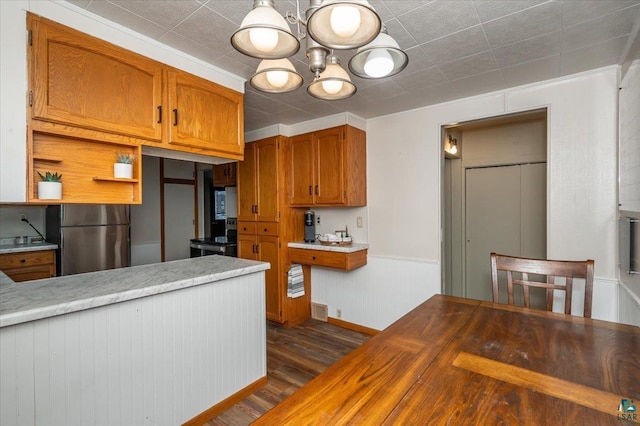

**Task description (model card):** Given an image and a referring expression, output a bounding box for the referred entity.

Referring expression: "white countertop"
[0,256,269,328]
[288,241,369,253]
[0,242,58,254]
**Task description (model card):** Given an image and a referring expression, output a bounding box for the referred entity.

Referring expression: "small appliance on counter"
[304,210,316,242]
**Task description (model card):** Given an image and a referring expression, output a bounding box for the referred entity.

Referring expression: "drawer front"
[3,265,55,282]
[289,248,347,269]
[238,221,257,235]
[0,250,55,268]
[256,222,279,236]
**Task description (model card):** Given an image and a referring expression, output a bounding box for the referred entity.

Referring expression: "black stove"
[190,218,237,257]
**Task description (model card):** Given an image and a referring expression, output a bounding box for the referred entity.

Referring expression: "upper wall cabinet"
[288,125,366,207]
[29,14,163,142]
[27,14,243,160]
[167,69,244,158]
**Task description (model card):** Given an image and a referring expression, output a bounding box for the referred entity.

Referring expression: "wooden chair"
[490,253,595,318]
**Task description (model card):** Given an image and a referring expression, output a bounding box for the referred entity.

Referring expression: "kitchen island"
[0,256,269,426]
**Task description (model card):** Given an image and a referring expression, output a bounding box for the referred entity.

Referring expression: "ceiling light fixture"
[233,0,408,101]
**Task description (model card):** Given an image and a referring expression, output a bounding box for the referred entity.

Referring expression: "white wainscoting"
[619,280,640,326]
[0,273,266,426]
[311,255,441,331]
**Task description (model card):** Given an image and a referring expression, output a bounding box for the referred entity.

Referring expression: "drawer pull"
[264,228,268,232]
[312,256,316,260]
[21,259,26,263]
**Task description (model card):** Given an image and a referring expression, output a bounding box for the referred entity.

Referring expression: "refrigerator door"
[61,204,130,226]
[60,225,130,275]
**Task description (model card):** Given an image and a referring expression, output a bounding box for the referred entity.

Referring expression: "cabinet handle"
[263,228,268,232]
[20,259,26,263]
[315,185,319,195]
[157,106,162,123]
[254,205,259,214]
[312,256,316,260]
[255,244,259,254]
[173,108,178,126]
[309,185,312,195]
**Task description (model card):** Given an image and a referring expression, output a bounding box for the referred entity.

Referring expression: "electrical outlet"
[357,217,363,228]
[336,308,342,319]
[19,213,27,222]
[316,216,321,225]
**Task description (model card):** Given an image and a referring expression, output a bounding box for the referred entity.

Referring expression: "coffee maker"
[304,210,316,242]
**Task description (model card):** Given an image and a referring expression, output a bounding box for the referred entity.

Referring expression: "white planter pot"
[114,163,133,179]
[38,181,62,200]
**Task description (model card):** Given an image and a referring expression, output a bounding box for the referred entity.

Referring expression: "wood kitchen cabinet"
[0,250,56,282]
[288,125,366,207]
[213,163,237,187]
[166,69,244,158]
[237,137,308,326]
[29,13,163,142]
[238,137,279,222]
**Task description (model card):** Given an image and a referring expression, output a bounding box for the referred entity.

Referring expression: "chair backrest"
[490,253,595,318]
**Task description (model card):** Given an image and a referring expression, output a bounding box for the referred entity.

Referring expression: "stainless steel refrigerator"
[46,204,130,276]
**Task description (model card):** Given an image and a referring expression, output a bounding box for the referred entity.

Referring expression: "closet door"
[464,163,546,304]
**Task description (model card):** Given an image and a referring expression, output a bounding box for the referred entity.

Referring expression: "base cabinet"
[0,250,56,282]
[239,233,282,321]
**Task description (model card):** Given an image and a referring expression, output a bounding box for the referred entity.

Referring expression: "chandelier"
[231,0,409,100]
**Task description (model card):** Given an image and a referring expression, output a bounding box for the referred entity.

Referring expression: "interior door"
[465,163,546,304]
[163,183,195,261]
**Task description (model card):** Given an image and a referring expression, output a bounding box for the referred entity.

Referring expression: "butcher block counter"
[1,256,269,426]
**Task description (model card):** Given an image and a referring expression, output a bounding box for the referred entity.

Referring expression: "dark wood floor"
[205,319,371,425]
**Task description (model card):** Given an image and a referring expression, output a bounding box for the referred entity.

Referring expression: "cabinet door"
[238,234,258,260]
[167,69,244,157]
[289,133,315,206]
[29,14,163,141]
[213,163,236,186]
[238,143,257,221]
[256,138,279,222]
[258,236,281,322]
[315,127,345,205]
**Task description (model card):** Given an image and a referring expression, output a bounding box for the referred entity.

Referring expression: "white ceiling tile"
[159,31,225,62]
[449,70,506,98]
[421,25,490,64]
[561,1,640,27]
[393,66,448,91]
[398,1,481,45]
[560,36,627,75]
[85,1,169,39]
[439,52,499,81]
[473,0,550,23]
[483,1,562,48]
[493,30,561,68]
[383,18,418,50]
[107,0,204,30]
[381,1,434,17]
[501,55,561,87]
[399,46,436,75]
[171,6,238,56]
[561,8,638,52]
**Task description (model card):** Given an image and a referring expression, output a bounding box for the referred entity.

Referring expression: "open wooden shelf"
[33,156,62,163]
[29,132,142,204]
[92,177,139,183]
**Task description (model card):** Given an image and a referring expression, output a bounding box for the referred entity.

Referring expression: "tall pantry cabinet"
[237,136,308,326]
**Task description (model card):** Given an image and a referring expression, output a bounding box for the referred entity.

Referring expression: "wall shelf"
[33,156,62,163]
[92,177,139,183]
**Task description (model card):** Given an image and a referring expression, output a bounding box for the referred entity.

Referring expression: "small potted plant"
[37,171,62,200]
[114,152,136,179]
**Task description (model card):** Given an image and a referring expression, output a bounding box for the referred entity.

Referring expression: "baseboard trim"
[182,375,267,425]
[328,316,379,336]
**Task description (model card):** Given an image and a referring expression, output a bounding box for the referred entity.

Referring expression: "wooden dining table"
[253,295,639,425]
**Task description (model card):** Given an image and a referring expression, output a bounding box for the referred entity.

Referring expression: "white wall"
[618,62,640,326]
[313,68,620,328]
[0,0,243,203]
[0,206,46,240]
